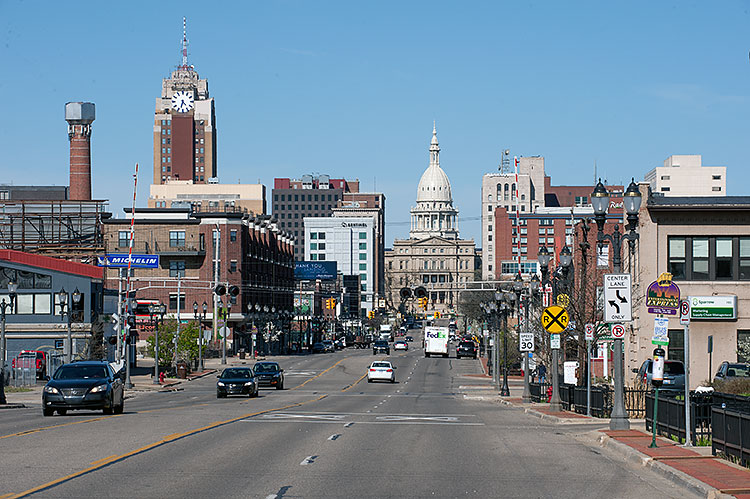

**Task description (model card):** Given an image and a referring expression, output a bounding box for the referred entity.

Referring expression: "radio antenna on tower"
[181,17,190,68]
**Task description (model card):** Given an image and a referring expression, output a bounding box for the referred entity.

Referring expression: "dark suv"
[456,341,477,359]
[373,340,390,355]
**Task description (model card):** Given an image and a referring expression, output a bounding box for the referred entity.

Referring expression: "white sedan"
[367,361,396,383]
[394,341,408,351]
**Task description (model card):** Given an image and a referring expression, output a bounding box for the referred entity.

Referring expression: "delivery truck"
[424,326,449,358]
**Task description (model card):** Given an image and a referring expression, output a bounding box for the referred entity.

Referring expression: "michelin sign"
[97,254,159,269]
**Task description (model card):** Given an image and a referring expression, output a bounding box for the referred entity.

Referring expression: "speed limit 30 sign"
[519,332,534,352]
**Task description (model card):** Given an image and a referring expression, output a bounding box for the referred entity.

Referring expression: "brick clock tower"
[153,18,217,185]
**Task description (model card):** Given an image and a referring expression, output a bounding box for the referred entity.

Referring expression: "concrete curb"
[0,403,26,409]
[592,431,732,499]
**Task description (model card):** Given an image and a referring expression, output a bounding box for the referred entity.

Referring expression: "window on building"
[359,232,367,239]
[713,187,722,192]
[488,225,492,232]
[661,175,670,180]
[713,175,722,180]
[359,253,367,260]
[318,232,326,240]
[310,243,317,250]
[738,331,750,363]
[169,260,186,277]
[717,237,733,279]
[661,187,671,192]
[359,242,367,250]
[318,243,326,250]
[311,254,318,261]
[230,260,237,273]
[360,263,367,271]
[668,329,684,363]
[118,231,129,248]
[169,231,186,247]
[692,238,709,280]
[169,293,186,311]
[361,284,367,291]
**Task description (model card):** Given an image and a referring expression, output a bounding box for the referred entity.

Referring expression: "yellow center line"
[342,373,367,392]
[290,358,345,391]
[5,394,328,499]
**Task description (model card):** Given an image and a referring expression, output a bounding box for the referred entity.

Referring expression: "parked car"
[456,341,478,359]
[217,367,258,398]
[714,362,750,382]
[312,342,326,354]
[253,361,284,390]
[633,359,685,391]
[394,340,408,351]
[322,340,336,353]
[373,340,390,355]
[13,350,47,379]
[42,361,124,416]
[367,361,396,383]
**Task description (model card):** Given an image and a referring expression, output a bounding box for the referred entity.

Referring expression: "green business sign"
[689,296,737,320]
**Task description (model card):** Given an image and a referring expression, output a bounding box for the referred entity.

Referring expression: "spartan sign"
[541,305,569,334]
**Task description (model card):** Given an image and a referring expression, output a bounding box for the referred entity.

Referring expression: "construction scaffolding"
[0,200,110,263]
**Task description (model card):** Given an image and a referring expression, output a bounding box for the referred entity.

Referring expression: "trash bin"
[176,362,188,379]
[239,348,246,360]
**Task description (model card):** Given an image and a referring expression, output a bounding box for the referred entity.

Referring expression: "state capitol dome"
[410,124,459,240]
[416,127,453,203]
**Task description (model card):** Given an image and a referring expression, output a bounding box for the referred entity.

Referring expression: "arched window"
[504,184,510,201]
[511,183,516,200]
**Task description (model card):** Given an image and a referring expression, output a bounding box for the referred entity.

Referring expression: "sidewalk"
[485,382,750,498]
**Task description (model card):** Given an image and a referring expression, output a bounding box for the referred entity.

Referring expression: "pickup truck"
[12,350,47,379]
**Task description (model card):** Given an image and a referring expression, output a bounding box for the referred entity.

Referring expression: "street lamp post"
[149,303,166,384]
[592,178,642,431]
[498,291,514,397]
[538,245,572,412]
[193,301,207,372]
[518,273,540,403]
[0,281,18,404]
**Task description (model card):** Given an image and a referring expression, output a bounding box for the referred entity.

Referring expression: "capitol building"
[385,125,477,315]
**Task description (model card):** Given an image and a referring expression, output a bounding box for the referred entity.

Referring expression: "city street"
[1,339,697,499]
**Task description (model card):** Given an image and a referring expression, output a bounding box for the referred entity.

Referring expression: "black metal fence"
[645,391,713,445]
[712,407,750,467]
[529,382,551,403]
[528,382,647,418]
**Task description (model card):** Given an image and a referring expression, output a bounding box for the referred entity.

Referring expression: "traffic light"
[368,310,375,319]
[419,297,428,309]
[434,311,440,319]
[326,298,336,310]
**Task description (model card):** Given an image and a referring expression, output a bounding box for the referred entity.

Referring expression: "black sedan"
[373,340,390,355]
[217,367,259,398]
[42,361,124,416]
[254,361,285,390]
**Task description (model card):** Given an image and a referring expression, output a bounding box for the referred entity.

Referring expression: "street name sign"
[604,274,632,322]
[519,332,534,352]
[541,305,569,334]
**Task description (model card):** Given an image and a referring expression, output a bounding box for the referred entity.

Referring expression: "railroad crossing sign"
[604,274,632,322]
[556,293,570,308]
[611,323,626,339]
[541,305,569,334]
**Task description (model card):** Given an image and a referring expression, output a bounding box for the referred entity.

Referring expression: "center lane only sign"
[604,274,632,322]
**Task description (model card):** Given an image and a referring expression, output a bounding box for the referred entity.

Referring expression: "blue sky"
[2,1,749,246]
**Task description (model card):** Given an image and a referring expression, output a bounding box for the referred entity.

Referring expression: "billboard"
[294,261,337,280]
[97,254,159,269]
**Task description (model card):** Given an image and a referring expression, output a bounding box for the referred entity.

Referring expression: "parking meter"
[652,347,665,388]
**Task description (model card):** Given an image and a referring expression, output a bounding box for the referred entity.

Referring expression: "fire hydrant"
[546,385,553,403]
[159,371,165,384]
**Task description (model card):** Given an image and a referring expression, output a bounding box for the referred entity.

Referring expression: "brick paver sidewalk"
[605,430,750,498]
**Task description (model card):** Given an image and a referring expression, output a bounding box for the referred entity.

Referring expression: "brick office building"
[102,208,294,350]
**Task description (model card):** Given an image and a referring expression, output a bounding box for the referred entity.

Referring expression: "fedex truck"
[424,326,449,358]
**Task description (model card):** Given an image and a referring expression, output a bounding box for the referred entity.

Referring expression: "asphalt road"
[0,337,699,498]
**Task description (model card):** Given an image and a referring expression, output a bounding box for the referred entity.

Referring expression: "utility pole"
[213,225,221,363]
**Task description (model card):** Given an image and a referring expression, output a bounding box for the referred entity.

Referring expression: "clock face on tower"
[171,90,194,113]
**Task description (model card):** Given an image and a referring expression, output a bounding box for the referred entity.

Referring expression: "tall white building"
[644,155,726,197]
[304,216,376,314]
[480,156,546,280]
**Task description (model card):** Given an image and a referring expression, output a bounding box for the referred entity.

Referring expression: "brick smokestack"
[65,102,96,201]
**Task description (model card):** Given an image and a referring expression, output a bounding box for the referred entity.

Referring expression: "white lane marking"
[376,415,458,422]
[262,413,346,420]
[300,455,317,465]
[328,433,341,441]
[266,495,277,499]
